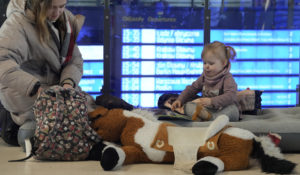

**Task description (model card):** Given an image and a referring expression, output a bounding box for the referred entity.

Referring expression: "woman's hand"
[63,84,73,89]
[37,87,43,96]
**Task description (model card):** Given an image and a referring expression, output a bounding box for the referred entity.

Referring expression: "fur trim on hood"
[6,0,25,18]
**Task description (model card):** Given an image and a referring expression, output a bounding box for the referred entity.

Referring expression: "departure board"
[119,28,300,107]
[68,5,300,107]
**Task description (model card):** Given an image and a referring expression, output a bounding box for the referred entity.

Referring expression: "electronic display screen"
[122,45,203,59]
[211,30,300,43]
[121,92,297,107]
[67,6,104,97]
[123,29,203,43]
[79,77,103,92]
[121,76,298,92]
[69,5,300,107]
[119,29,300,107]
[78,45,103,95]
[121,60,299,75]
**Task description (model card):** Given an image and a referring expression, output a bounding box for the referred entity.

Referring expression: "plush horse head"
[89,106,127,142]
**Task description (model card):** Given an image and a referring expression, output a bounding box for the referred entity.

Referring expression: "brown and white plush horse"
[88,106,296,175]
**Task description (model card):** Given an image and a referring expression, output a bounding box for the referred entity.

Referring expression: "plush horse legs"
[101,145,126,171]
[251,136,296,174]
[192,133,253,175]
[192,151,250,175]
[100,145,154,171]
[122,145,153,165]
[86,141,107,160]
[192,134,296,175]
[192,156,223,175]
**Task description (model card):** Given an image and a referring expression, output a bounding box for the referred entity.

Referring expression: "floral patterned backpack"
[11,85,101,161]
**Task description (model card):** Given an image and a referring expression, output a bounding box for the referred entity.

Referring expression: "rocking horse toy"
[88,106,296,175]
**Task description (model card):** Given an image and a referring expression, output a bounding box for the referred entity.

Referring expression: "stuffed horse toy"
[88,106,296,175]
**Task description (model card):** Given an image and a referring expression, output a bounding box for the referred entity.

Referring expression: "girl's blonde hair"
[201,41,236,64]
[26,0,66,44]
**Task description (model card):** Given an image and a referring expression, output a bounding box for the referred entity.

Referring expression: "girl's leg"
[209,104,240,122]
[184,102,212,121]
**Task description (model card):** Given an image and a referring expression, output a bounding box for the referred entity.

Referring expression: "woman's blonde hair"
[26,0,65,44]
[201,41,236,64]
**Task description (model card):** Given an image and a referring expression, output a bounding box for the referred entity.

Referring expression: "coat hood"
[6,0,25,18]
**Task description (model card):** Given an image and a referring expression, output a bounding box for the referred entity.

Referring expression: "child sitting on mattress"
[168,41,240,121]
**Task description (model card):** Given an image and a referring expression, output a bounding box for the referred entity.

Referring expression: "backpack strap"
[8,138,35,162]
[8,153,34,162]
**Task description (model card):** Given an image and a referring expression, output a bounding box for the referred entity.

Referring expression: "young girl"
[169,41,240,121]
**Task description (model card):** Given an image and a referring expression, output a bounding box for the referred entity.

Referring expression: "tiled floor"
[0,139,299,175]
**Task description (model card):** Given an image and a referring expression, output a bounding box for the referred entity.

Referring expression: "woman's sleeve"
[0,16,40,96]
[59,44,83,87]
[59,10,84,87]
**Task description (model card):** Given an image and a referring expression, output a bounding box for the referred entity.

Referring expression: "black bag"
[95,94,134,110]
[0,101,19,146]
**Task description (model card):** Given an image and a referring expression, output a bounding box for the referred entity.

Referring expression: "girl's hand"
[171,100,182,111]
[194,98,211,107]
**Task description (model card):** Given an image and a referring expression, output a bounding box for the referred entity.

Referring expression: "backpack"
[16,85,101,161]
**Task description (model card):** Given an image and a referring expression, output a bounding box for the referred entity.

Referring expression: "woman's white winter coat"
[0,0,84,125]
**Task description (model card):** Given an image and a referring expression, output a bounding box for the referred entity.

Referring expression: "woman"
[0,0,85,148]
